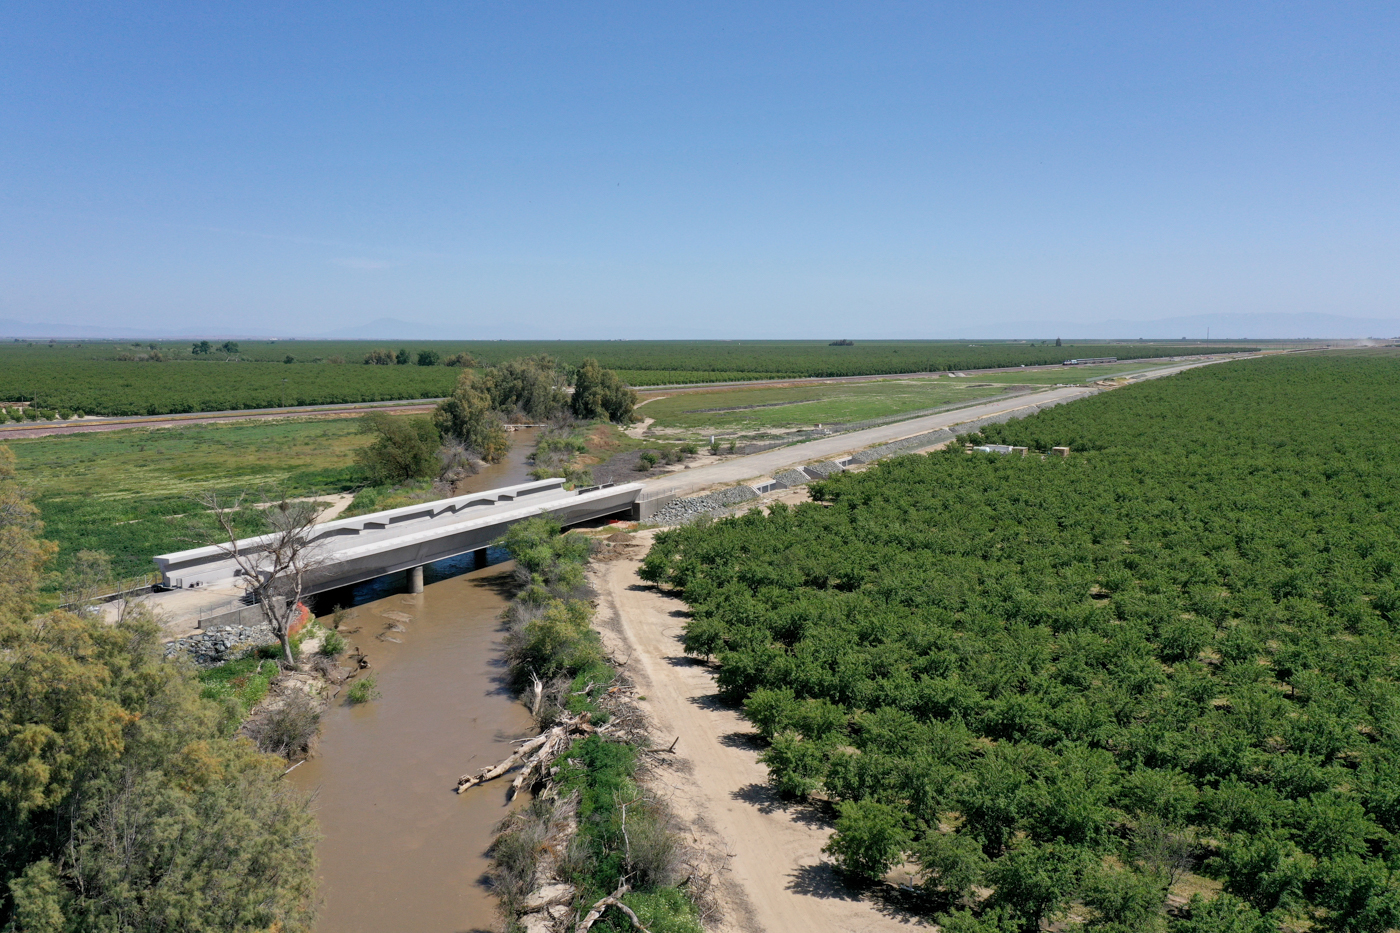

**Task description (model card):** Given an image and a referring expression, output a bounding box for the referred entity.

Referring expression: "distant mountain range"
[2,312,1397,342]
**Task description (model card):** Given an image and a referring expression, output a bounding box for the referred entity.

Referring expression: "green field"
[639,379,1012,436]
[8,417,370,583]
[944,359,1195,385]
[642,351,1400,929]
[637,360,1188,437]
[0,339,1255,416]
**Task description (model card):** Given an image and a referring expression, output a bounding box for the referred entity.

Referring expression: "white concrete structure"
[153,478,642,595]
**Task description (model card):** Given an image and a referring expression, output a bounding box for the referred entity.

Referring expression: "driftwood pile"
[455,712,608,798]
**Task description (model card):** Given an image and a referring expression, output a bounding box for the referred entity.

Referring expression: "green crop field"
[8,417,371,583]
[641,351,1400,929]
[0,339,1256,417]
[638,360,1189,437]
[639,379,1013,436]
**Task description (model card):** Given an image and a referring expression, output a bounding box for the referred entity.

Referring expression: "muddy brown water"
[292,428,542,932]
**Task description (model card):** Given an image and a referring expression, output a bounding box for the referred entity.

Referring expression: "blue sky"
[2,2,1397,338]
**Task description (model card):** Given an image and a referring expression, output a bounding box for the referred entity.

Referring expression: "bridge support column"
[473,548,488,569]
[409,565,424,594]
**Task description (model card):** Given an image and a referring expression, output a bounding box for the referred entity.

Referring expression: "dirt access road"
[594,543,909,933]
[0,399,440,440]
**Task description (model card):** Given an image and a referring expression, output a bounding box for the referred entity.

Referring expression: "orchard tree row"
[641,354,1400,932]
[0,340,1247,416]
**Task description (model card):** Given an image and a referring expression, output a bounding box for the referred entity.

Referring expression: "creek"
[292,428,541,932]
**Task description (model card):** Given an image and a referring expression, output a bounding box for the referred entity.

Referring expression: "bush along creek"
[459,517,704,933]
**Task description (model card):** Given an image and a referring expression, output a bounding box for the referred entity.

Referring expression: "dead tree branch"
[574,883,652,933]
[455,712,601,797]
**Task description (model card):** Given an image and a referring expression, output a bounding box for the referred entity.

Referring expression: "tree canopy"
[571,358,638,423]
[0,445,318,932]
[640,355,1400,931]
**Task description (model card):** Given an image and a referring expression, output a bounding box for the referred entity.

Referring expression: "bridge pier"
[409,565,424,594]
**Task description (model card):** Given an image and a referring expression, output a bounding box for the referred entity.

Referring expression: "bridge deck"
[154,477,643,594]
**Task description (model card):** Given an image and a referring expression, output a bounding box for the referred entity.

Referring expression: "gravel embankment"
[803,460,846,478]
[647,484,760,525]
[165,623,276,666]
[772,469,809,487]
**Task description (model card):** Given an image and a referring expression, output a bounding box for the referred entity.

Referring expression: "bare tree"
[201,493,324,666]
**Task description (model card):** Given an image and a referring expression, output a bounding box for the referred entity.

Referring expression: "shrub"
[507,599,604,681]
[354,411,441,484]
[638,451,659,471]
[319,630,346,656]
[346,675,381,704]
[244,690,322,759]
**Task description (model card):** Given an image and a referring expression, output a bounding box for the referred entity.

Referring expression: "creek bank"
[461,518,707,933]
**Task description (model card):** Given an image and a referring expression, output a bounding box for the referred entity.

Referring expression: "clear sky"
[2,2,1397,338]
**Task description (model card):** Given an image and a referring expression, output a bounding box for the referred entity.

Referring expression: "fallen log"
[575,883,651,933]
[455,712,599,796]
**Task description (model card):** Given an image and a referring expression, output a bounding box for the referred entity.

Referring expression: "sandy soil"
[624,416,656,439]
[592,538,914,933]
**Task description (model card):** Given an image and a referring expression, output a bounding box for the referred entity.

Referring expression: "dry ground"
[591,536,916,933]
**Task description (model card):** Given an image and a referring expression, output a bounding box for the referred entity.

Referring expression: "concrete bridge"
[153,477,643,597]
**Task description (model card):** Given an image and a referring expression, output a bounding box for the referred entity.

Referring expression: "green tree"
[219,341,239,355]
[191,340,212,355]
[416,349,440,366]
[353,412,441,485]
[986,842,1090,933]
[916,832,987,906]
[395,348,411,366]
[571,358,638,423]
[434,372,510,462]
[824,799,910,880]
[1169,894,1273,933]
[475,356,568,421]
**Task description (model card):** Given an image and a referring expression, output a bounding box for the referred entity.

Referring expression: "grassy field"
[633,359,1183,436]
[638,379,1010,435]
[942,359,1192,385]
[8,417,371,583]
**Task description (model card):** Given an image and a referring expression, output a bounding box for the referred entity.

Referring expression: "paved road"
[639,355,1240,498]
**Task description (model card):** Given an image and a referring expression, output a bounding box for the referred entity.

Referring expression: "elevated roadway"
[153,477,642,598]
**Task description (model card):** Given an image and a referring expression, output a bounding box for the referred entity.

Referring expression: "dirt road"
[593,543,909,933]
[0,400,440,440]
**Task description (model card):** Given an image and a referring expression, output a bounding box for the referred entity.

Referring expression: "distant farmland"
[0,339,1252,416]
